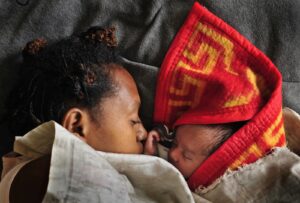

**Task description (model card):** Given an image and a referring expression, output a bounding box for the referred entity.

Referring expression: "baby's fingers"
[144,131,160,155]
[149,131,161,142]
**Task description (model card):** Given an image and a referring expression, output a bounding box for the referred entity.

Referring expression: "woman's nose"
[136,124,147,141]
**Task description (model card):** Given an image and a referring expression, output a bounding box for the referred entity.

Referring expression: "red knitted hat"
[154,2,286,191]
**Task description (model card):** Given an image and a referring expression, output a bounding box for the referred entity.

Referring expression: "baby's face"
[168,125,217,178]
[85,66,147,154]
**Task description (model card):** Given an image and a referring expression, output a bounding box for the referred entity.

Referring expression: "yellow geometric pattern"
[223,67,260,107]
[182,43,218,75]
[196,22,238,76]
[229,111,285,170]
[168,74,206,107]
[263,112,285,147]
[168,20,268,113]
[229,143,263,169]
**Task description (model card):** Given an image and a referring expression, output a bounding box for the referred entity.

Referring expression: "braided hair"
[7,26,121,135]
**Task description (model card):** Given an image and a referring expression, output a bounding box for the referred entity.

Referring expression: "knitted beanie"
[154,2,285,191]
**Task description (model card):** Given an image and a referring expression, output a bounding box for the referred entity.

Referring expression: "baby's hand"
[144,130,161,155]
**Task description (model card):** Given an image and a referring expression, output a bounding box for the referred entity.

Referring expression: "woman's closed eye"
[131,119,141,125]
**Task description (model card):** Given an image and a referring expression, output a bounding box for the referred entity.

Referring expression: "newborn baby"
[145,123,238,178]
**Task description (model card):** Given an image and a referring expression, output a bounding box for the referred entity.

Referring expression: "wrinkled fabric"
[0,158,32,203]
[195,147,300,202]
[2,121,199,203]
[1,121,300,202]
[283,107,300,155]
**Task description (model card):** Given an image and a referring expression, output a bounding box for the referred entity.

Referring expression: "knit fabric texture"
[154,2,286,191]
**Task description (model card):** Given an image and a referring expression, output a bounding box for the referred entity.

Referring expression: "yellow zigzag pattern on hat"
[163,21,266,126]
[229,111,285,169]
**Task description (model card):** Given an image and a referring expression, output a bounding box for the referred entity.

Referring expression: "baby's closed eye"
[183,152,193,160]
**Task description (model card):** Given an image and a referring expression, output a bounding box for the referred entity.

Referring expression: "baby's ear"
[62,108,87,142]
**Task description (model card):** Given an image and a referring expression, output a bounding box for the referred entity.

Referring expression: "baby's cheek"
[193,155,207,169]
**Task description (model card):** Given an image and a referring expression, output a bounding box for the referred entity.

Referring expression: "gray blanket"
[0,0,299,166]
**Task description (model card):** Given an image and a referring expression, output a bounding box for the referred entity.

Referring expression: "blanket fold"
[9,121,196,203]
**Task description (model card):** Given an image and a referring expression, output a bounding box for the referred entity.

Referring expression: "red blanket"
[154,2,285,191]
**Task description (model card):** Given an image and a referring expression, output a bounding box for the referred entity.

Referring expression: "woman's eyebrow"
[133,101,141,111]
[128,100,140,112]
[130,100,140,108]
[135,101,141,108]
[132,119,142,124]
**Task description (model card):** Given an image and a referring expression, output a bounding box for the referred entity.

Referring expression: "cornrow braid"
[22,38,47,58]
[83,26,117,47]
[7,26,121,136]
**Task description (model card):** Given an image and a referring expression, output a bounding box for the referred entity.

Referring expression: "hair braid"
[7,26,121,135]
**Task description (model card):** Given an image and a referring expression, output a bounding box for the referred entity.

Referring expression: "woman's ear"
[62,108,88,142]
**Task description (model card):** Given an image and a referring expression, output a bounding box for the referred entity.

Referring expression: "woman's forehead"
[105,67,141,112]
[113,67,137,88]
[177,125,210,136]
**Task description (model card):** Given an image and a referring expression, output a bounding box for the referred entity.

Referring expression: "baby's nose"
[168,149,179,163]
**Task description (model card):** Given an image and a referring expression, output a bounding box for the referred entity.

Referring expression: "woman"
[1,26,149,202]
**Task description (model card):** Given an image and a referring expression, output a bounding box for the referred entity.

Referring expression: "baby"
[144,123,239,178]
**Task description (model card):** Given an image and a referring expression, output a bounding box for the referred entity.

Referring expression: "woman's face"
[85,65,147,154]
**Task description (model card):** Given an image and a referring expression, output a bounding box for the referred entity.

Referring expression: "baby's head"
[168,124,236,178]
[7,27,147,154]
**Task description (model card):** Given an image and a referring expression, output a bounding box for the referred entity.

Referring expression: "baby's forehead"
[175,124,223,153]
[176,124,216,135]
[176,125,218,143]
